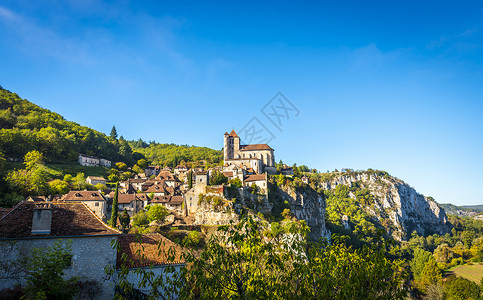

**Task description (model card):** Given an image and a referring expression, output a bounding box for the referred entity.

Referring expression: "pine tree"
[110,125,118,139]
[110,182,119,227]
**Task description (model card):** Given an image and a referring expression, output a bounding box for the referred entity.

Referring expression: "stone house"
[86,176,106,186]
[62,191,108,220]
[115,194,145,216]
[243,174,268,195]
[0,202,120,299]
[144,166,161,177]
[78,154,100,167]
[280,164,294,175]
[150,196,184,214]
[116,233,184,298]
[99,158,111,168]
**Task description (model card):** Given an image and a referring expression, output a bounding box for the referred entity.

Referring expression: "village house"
[115,194,145,216]
[78,154,100,167]
[144,166,161,177]
[0,202,121,299]
[99,158,112,168]
[116,233,185,298]
[86,176,106,186]
[61,191,108,220]
[280,164,294,175]
[78,154,111,168]
[243,174,268,195]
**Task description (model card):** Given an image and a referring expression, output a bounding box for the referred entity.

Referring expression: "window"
[95,202,99,206]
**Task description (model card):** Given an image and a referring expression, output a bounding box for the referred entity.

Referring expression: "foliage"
[110,125,118,139]
[443,275,481,300]
[110,182,119,227]
[48,179,70,194]
[209,170,228,186]
[112,217,408,299]
[119,209,130,231]
[6,151,49,196]
[183,231,204,249]
[132,211,150,227]
[229,177,242,188]
[131,142,222,168]
[0,87,130,164]
[23,240,78,299]
[147,205,169,223]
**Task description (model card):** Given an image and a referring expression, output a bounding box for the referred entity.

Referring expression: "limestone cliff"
[192,184,329,241]
[319,171,452,240]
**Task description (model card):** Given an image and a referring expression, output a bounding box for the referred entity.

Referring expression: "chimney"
[31,203,53,235]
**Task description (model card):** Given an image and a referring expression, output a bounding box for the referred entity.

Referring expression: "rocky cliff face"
[192,184,329,241]
[268,183,329,241]
[320,172,452,240]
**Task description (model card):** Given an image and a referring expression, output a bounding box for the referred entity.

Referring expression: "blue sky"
[1,1,482,205]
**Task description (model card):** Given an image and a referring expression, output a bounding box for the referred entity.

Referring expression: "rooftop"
[117,233,184,268]
[240,144,274,151]
[244,174,267,182]
[0,202,119,239]
[63,191,106,201]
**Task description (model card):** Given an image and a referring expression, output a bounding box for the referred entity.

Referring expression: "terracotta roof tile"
[240,144,274,151]
[0,202,119,238]
[63,191,106,201]
[244,174,266,182]
[117,233,184,268]
[228,129,239,137]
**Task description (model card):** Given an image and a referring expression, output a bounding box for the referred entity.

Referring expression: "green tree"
[110,182,119,227]
[71,172,87,190]
[410,248,433,279]
[23,240,79,299]
[6,151,49,196]
[49,179,70,194]
[209,170,228,186]
[111,217,407,299]
[116,162,128,171]
[188,170,193,189]
[147,205,169,223]
[444,276,481,300]
[119,209,131,231]
[132,210,150,227]
[110,125,118,139]
[136,158,148,169]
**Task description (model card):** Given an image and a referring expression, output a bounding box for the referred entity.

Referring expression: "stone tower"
[223,130,240,161]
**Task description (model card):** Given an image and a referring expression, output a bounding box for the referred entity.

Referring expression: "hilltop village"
[70,130,294,223]
[0,129,297,297]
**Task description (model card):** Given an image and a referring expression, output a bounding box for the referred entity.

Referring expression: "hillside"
[0,87,130,163]
[440,203,483,217]
[305,169,452,241]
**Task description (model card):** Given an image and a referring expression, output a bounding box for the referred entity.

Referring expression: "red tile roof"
[244,174,266,182]
[0,202,119,238]
[87,176,106,181]
[228,129,239,137]
[63,191,106,201]
[240,144,274,151]
[117,233,184,268]
[117,194,142,204]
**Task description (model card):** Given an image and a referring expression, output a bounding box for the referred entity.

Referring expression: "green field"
[447,264,483,283]
[6,162,109,179]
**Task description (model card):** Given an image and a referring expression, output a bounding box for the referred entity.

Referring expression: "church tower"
[223,130,240,161]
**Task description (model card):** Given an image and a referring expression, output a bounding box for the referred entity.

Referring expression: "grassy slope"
[446,263,483,283]
[6,162,109,179]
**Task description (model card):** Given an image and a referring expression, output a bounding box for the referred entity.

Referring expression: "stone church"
[223,130,277,174]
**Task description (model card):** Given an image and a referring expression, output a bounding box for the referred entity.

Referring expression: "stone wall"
[0,235,118,299]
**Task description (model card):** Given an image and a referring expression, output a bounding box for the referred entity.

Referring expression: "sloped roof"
[87,176,105,181]
[63,191,106,201]
[0,202,119,239]
[228,129,239,137]
[244,174,266,182]
[240,144,273,151]
[117,194,143,204]
[117,233,184,268]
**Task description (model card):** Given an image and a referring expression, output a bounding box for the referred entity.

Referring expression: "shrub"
[132,211,150,227]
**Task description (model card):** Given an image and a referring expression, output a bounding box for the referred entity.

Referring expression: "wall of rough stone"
[0,235,118,299]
